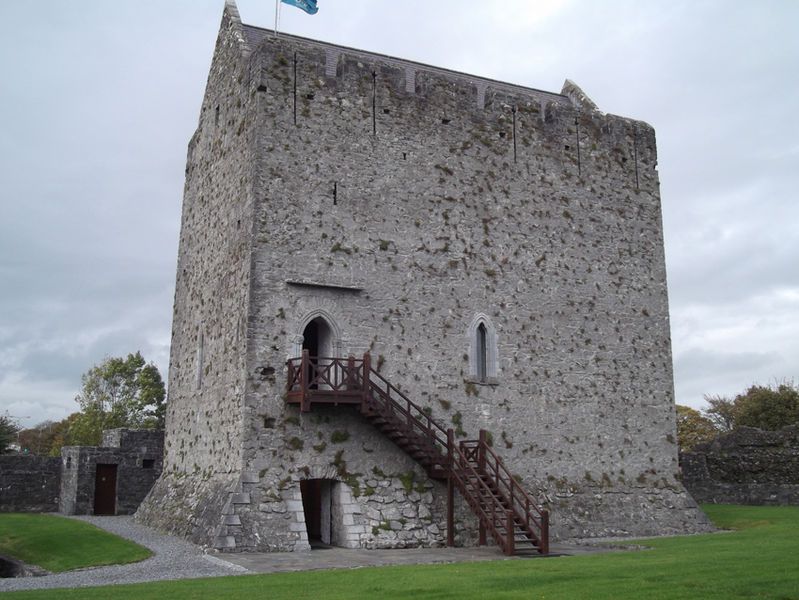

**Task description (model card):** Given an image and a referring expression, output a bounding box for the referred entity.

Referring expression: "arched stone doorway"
[302,317,336,390]
[293,311,341,359]
[302,317,335,358]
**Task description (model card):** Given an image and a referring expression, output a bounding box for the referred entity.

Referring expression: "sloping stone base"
[135,472,238,548]
[548,484,713,540]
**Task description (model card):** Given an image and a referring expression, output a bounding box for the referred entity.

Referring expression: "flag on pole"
[281,0,319,15]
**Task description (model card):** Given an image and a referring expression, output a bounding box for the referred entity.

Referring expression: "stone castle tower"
[137,1,710,551]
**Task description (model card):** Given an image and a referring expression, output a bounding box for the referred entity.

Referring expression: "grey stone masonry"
[137,0,711,551]
[60,429,163,515]
[681,425,799,505]
[0,455,61,512]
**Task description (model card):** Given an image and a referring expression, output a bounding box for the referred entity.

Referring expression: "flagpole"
[274,0,279,37]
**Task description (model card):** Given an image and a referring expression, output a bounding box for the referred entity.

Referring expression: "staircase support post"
[505,510,515,556]
[447,428,455,547]
[478,429,487,471]
[361,352,371,413]
[300,349,310,412]
[478,429,487,546]
[540,509,549,555]
[347,355,355,391]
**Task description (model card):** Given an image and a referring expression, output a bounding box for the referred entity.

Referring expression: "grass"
[0,513,151,573]
[2,505,798,599]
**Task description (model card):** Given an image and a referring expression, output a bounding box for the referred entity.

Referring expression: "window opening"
[196,328,204,390]
[468,314,498,383]
[477,323,488,382]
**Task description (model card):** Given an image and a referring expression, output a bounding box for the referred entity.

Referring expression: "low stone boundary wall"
[680,424,799,505]
[0,455,61,512]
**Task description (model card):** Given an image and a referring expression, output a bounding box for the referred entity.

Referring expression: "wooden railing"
[286,351,365,412]
[367,367,450,453]
[457,431,549,554]
[284,352,549,554]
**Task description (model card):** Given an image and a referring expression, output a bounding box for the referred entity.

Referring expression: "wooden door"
[93,464,118,515]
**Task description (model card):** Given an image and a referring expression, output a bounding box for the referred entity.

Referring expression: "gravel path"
[0,515,246,592]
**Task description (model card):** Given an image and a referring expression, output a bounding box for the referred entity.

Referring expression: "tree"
[47,413,80,455]
[733,382,799,431]
[702,381,799,433]
[675,405,717,451]
[703,395,737,432]
[18,414,80,455]
[18,421,56,455]
[0,413,20,453]
[69,352,166,446]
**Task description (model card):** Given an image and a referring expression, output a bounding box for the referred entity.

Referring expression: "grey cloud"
[0,0,797,424]
[674,346,790,409]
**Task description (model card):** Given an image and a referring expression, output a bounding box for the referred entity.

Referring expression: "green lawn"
[0,513,151,572]
[2,505,798,599]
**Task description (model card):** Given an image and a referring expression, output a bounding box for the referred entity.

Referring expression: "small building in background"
[59,429,164,516]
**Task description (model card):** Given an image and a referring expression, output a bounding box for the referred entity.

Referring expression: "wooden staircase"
[286,351,549,555]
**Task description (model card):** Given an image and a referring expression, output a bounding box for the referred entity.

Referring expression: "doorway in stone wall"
[302,317,335,357]
[93,464,117,515]
[302,317,336,390]
[301,479,333,547]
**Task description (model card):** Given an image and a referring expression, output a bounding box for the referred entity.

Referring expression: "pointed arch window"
[468,314,498,384]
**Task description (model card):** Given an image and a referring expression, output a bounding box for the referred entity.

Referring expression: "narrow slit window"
[196,328,204,390]
[477,323,488,382]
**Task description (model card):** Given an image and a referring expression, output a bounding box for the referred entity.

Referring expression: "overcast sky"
[1,0,797,429]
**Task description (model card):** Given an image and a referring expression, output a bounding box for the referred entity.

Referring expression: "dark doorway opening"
[303,319,320,357]
[93,464,118,515]
[302,317,334,390]
[300,478,333,548]
[302,317,334,358]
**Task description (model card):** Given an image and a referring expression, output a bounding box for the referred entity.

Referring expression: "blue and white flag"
[281,0,318,15]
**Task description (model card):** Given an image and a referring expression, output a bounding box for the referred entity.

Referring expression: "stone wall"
[60,429,164,515]
[0,455,61,512]
[137,0,257,547]
[139,1,711,551]
[681,425,799,505]
[236,22,710,548]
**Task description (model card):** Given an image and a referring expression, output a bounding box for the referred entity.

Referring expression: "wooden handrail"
[448,439,516,555]
[287,356,365,392]
[284,354,549,554]
[482,441,546,518]
[460,434,549,553]
[365,365,449,449]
